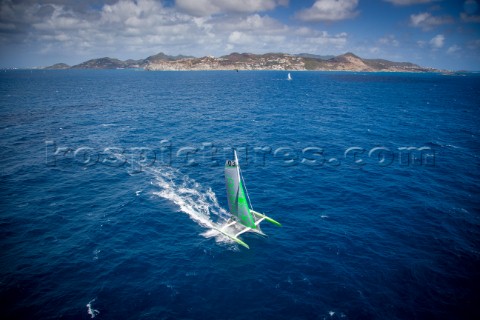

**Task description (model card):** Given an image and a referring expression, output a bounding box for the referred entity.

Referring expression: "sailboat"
[215,150,281,249]
[287,72,292,80]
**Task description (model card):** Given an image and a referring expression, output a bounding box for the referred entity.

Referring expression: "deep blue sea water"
[0,70,479,319]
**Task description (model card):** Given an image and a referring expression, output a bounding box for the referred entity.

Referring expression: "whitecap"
[92,249,100,261]
[445,144,460,149]
[86,299,99,318]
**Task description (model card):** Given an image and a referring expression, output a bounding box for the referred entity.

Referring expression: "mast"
[235,149,254,211]
[234,149,240,181]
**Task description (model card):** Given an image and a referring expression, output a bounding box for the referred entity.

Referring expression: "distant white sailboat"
[287,72,292,80]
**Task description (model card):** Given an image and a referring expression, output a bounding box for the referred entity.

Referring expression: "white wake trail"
[145,165,236,247]
[114,150,237,247]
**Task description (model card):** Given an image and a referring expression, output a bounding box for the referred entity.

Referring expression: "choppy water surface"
[0,70,479,319]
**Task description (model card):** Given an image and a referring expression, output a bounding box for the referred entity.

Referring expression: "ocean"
[0,70,479,319]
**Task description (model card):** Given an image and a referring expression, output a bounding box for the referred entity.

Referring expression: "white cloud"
[175,0,288,17]
[429,34,445,49]
[302,31,348,47]
[295,0,359,22]
[24,0,212,59]
[225,24,348,54]
[13,0,464,68]
[446,45,461,54]
[410,12,453,30]
[0,0,349,63]
[379,35,400,47]
[175,0,219,16]
[417,40,426,48]
[228,31,254,45]
[33,5,91,31]
[384,0,439,5]
[216,14,287,33]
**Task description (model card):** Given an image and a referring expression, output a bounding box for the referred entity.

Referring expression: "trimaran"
[215,150,281,249]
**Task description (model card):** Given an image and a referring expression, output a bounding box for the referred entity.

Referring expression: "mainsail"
[225,152,256,229]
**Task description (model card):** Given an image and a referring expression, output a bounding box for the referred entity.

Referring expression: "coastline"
[37,52,444,73]
[5,68,453,74]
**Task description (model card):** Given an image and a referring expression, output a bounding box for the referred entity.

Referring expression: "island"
[44,52,437,72]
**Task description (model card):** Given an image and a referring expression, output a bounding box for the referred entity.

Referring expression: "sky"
[1,0,479,70]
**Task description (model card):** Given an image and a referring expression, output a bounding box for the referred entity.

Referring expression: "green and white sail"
[225,152,257,229]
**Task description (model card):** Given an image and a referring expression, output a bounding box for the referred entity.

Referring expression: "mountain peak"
[341,52,360,58]
[44,63,70,70]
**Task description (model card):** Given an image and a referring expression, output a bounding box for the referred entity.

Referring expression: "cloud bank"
[0,0,350,66]
[0,0,479,70]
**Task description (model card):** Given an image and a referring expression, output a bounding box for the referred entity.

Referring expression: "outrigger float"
[215,150,281,249]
